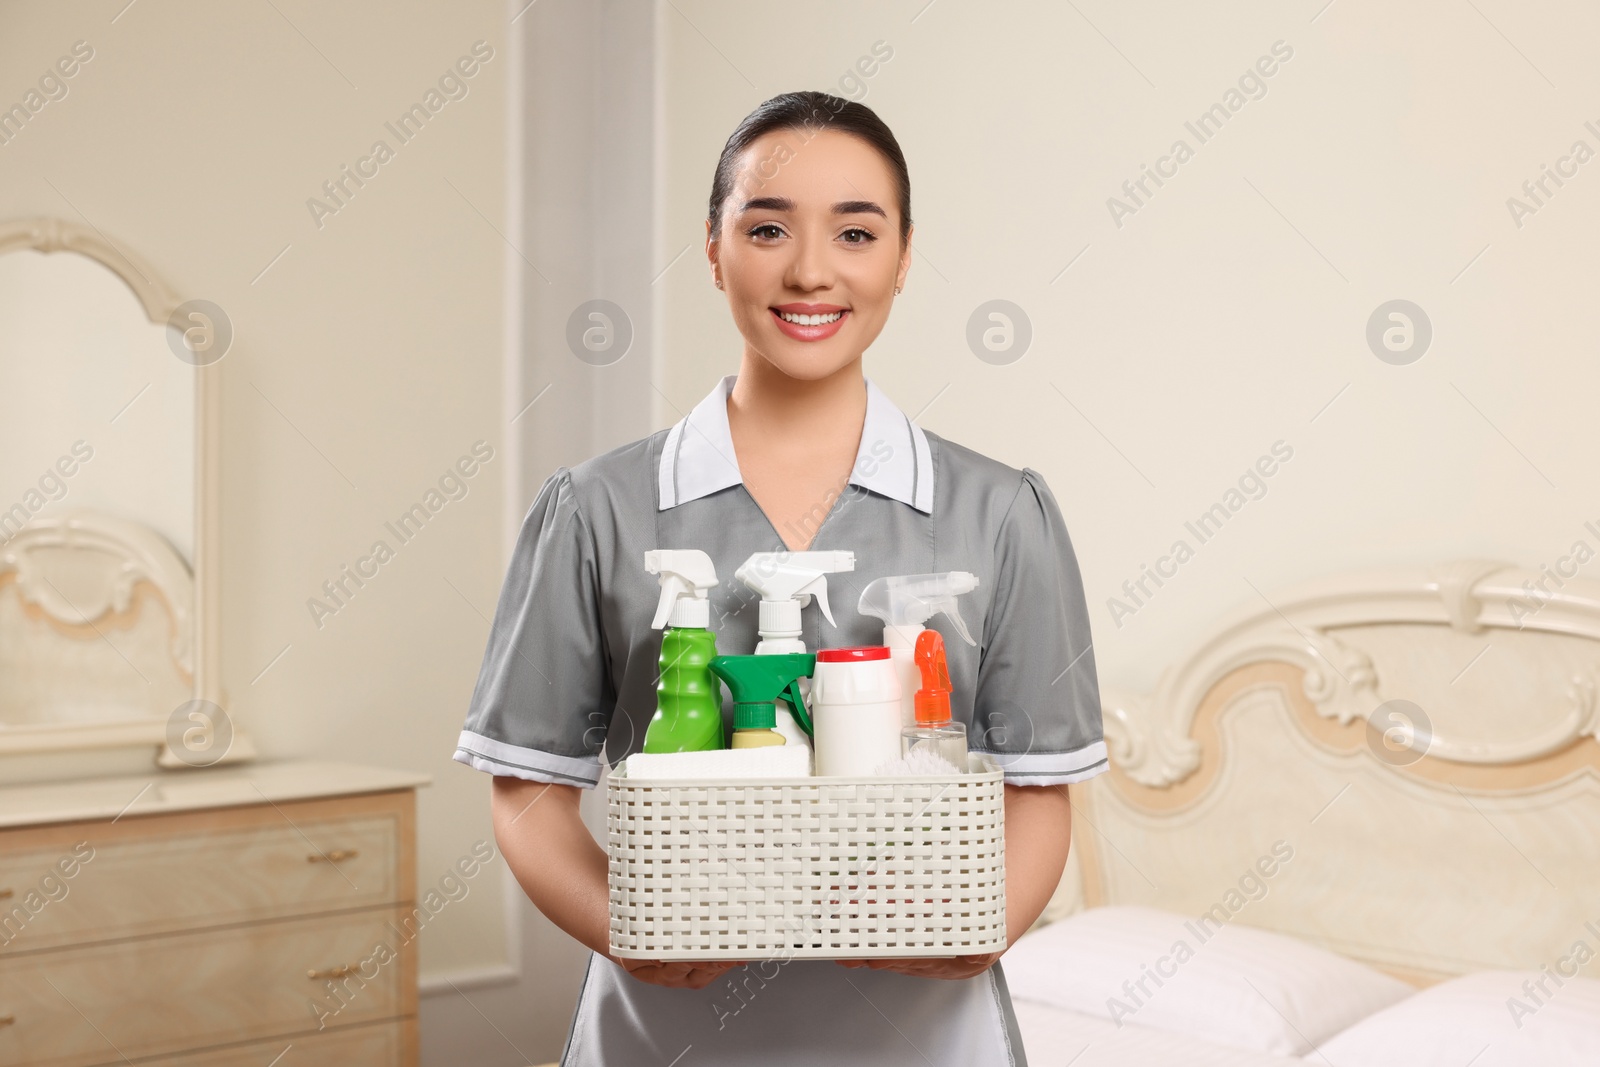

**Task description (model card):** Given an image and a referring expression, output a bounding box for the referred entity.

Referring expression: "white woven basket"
[607,753,1006,961]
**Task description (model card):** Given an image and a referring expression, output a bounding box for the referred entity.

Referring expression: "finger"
[664,970,703,987]
[894,961,973,978]
[865,962,921,975]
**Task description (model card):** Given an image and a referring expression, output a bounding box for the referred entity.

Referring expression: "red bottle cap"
[913,630,952,725]
[816,646,891,662]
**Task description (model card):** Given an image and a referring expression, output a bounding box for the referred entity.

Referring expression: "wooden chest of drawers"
[0,762,427,1067]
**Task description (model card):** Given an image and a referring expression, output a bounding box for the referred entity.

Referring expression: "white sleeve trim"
[452,729,603,788]
[972,738,1109,786]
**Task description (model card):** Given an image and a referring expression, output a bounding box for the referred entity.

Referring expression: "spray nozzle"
[645,549,719,629]
[708,653,816,736]
[857,571,980,647]
[735,550,855,647]
[913,629,953,726]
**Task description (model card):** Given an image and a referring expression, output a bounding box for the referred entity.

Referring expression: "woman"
[455,90,1107,1066]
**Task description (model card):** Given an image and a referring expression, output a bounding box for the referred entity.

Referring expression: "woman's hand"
[615,956,749,990]
[836,951,1002,980]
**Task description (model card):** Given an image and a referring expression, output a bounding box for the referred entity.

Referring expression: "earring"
[715,280,723,289]
[894,286,902,294]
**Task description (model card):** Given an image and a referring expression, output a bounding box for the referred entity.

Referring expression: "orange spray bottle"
[900,629,968,770]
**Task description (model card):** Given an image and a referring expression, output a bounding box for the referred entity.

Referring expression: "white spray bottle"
[857,571,980,729]
[734,550,856,748]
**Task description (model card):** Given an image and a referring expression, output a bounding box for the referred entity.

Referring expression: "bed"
[1005,558,1600,1065]
[1010,998,1309,1065]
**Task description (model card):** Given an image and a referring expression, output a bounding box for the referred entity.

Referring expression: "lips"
[770,306,849,342]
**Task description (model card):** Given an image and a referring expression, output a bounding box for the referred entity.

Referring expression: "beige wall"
[0,0,512,989]
[658,1,1600,700]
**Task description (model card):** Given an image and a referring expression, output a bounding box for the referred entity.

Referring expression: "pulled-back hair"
[706,91,911,247]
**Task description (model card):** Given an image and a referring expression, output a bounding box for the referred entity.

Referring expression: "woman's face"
[707,126,912,382]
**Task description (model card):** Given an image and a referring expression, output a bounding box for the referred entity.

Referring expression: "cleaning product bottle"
[901,629,967,770]
[857,571,980,729]
[642,549,724,753]
[734,550,854,747]
[707,654,816,751]
[811,646,901,776]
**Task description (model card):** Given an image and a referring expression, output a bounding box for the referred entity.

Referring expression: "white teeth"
[778,310,843,325]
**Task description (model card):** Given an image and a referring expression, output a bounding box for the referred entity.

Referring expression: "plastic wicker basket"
[606,753,1006,961]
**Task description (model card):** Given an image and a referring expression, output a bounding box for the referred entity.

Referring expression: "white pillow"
[1001,905,1413,1055]
[1312,970,1600,1066]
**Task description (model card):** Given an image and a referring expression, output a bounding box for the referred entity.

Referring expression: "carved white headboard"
[1064,560,1600,986]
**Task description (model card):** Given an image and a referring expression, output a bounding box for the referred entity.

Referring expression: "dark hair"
[707,91,912,247]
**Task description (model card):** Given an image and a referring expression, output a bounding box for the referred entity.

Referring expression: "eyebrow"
[737,196,887,220]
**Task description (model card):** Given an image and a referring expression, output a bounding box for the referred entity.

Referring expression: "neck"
[727,354,866,444]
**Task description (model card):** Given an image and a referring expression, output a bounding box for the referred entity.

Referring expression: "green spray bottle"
[642,550,724,753]
[707,654,816,749]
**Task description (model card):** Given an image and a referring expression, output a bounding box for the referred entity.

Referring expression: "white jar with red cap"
[809,646,903,777]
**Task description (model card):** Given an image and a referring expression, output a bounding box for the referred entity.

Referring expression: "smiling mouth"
[773,309,846,325]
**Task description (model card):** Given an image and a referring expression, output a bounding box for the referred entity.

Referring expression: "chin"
[757,346,860,382]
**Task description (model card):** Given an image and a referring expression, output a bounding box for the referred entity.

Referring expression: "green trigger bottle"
[643,550,725,753]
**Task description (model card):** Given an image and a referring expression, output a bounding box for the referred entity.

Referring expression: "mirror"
[0,217,239,777]
[0,249,194,556]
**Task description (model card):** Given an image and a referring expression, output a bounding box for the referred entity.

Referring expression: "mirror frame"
[0,216,249,766]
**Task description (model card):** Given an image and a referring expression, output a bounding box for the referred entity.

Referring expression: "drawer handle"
[0,1014,13,1027]
[307,964,360,981]
[0,888,12,899]
[307,848,359,864]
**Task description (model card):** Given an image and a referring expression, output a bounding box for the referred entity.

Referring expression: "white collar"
[657,374,934,513]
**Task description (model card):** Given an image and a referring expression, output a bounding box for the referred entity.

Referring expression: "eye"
[841,227,877,245]
[746,223,785,240]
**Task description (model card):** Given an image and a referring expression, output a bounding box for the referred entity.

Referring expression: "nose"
[783,227,833,293]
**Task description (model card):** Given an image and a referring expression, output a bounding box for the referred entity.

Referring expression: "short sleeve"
[971,467,1107,786]
[453,468,613,788]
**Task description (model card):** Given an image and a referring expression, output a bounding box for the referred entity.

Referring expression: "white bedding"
[1012,955,1600,1067]
[1005,907,1600,1066]
[1311,970,1600,1067]
[1012,998,1306,1066]
[1001,906,1413,1056]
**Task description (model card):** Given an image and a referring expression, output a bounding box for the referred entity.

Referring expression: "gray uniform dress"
[455,375,1107,1066]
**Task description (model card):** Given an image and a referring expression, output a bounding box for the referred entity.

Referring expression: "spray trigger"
[777,680,813,736]
[798,574,836,627]
[943,607,976,646]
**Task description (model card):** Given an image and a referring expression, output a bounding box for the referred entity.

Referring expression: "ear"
[895,223,914,291]
[705,217,722,289]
